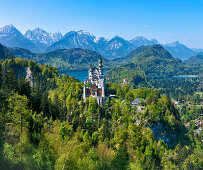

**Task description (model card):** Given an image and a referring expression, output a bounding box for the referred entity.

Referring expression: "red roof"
[86,89,91,95]
[97,89,102,95]
[92,85,97,89]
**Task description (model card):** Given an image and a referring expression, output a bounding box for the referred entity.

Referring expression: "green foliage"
[106,45,202,99]
[0,57,202,169]
[3,143,19,166]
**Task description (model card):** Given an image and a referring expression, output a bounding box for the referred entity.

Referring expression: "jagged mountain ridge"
[0,24,201,60]
[47,30,99,52]
[0,25,159,59]
[47,32,136,59]
[24,27,63,45]
[0,24,41,53]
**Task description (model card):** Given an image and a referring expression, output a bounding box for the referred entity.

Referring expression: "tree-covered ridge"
[108,44,185,80]
[0,57,202,169]
[0,43,15,60]
[107,45,203,98]
[185,52,203,65]
[10,47,110,72]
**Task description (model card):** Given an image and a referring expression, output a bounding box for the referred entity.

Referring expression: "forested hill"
[107,44,186,84]
[0,54,202,169]
[186,52,203,65]
[126,44,175,61]
[0,43,15,60]
[10,47,109,72]
[112,44,180,65]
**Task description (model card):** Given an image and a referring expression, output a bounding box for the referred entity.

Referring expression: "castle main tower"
[98,56,103,76]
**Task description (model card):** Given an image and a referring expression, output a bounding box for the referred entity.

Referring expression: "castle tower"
[98,56,103,76]
[83,84,86,100]
[102,86,105,97]
[89,63,93,81]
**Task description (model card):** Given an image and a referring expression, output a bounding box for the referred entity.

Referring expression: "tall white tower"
[89,63,93,81]
[98,56,103,76]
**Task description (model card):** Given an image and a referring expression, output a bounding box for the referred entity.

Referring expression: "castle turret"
[89,63,93,80]
[83,84,86,100]
[102,86,105,97]
[98,56,103,76]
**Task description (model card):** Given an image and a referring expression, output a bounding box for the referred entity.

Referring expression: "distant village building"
[131,98,142,107]
[171,99,179,105]
[83,57,107,105]
[122,79,129,85]
[131,98,145,111]
[185,122,190,128]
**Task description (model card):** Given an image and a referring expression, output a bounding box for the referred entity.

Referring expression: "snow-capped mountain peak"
[24,27,63,45]
[77,30,93,36]
[0,24,22,36]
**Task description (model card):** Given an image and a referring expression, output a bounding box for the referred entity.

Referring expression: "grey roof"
[131,98,141,105]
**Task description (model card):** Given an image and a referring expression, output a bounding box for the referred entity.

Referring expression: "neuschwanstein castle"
[83,57,107,105]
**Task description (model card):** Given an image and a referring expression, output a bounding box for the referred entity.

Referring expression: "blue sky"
[0,0,203,48]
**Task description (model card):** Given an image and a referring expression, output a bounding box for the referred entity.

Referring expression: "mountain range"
[0,24,201,60]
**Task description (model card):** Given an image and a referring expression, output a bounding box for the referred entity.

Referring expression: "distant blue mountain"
[129,36,159,47]
[185,52,203,64]
[0,24,201,60]
[163,41,197,60]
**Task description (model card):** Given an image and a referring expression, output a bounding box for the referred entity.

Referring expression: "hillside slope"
[0,57,202,169]
[185,52,203,64]
[0,43,15,60]
[11,47,109,72]
[108,44,184,82]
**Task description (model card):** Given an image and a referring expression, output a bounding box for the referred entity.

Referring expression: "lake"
[66,70,197,82]
[66,70,88,82]
[66,70,106,82]
[172,75,198,79]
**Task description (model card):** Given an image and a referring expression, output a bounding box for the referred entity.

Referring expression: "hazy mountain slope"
[0,43,15,60]
[163,41,197,60]
[185,52,203,64]
[104,36,135,59]
[11,47,109,72]
[129,36,159,47]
